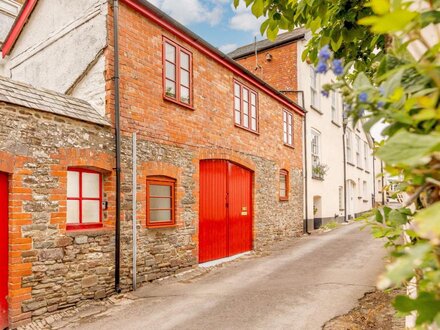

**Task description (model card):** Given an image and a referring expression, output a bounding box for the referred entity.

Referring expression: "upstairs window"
[356,136,361,168]
[146,176,176,228]
[67,168,102,229]
[279,170,289,201]
[331,91,338,123]
[346,130,353,163]
[283,110,293,147]
[311,129,321,167]
[364,142,369,171]
[234,81,258,132]
[163,38,192,107]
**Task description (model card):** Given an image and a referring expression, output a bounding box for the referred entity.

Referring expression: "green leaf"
[388,209,408,226]
[331,34,343,52]
[375,131,440,167]
[267,26,279,41]
[371,0,390,15]
[353,72,372,90]
[233,0,240,8]
[413,202,440,244]
[260,18,270,35]
[394,293,440,326]
[359,10,419,33]
[413,109,437,121]
[251,0,265,18]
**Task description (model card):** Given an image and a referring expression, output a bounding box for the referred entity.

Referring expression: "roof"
[0,75,110,126]
[1,0,304,115]
[121,0,304,115]
[228,29,306,60]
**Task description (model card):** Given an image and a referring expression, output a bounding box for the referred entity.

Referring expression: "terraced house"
[0,0,304,327]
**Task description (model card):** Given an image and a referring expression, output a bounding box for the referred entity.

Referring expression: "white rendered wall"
[0,0,20,46]
[0,0,108,115]
[298,36,375,224]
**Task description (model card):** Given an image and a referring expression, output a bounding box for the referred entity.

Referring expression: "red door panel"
[0,172,8,330]
[199,160,228,263]
[228,163,252,256]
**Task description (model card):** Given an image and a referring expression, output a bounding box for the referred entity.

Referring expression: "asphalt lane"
[77,222,386,330]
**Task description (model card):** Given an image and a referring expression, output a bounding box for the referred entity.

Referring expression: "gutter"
[113,0,122,294]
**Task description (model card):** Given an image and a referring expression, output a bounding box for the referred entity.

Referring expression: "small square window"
[279,170,289,201]
[146,177,176,228]
[66,168,103,230]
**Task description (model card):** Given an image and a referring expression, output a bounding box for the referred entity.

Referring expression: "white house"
[230,30,377,230]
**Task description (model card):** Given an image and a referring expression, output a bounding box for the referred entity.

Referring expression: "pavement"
[62,222,386,330]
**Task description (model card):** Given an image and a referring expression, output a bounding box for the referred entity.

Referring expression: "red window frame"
[279,169,289,201]
[283,109,294,147]
[66,168,103,230]
[146,177,176,228]
[233,80,259,133]
[163,37,193,109]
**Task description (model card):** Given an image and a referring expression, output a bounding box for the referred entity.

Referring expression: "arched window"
[279,169,289,201]
[67,168,103,230]
[146,176,176,228]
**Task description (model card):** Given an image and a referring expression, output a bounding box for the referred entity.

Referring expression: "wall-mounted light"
[265,53,272,61]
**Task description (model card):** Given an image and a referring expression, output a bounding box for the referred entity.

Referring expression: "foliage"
[312,163,329,180]
[236,0,440,327]
[321,220,340,230]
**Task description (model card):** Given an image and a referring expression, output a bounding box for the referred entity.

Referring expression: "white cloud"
[218,43,238,53]
[229,2,265,35]
[147,0,224,26]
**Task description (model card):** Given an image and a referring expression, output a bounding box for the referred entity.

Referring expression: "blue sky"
[147,0,266,53]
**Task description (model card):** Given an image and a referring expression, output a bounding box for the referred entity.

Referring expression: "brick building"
[0,0,304,327]
[230,31,375,230]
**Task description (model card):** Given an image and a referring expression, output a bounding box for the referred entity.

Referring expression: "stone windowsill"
[310,105,323,115]
[66,226,113,237]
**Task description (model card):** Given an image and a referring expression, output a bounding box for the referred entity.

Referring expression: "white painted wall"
[298,36,375,225]
[0,0,20,46]
[0,0,108,115]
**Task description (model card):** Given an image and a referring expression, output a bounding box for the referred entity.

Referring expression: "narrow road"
[77,223,386,330]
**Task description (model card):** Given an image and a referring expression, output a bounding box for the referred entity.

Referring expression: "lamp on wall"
[265,53,272,61]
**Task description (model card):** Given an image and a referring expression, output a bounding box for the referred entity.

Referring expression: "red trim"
[1,0,38,58]
[233,80,259,134]
[146,177,176,228]
[120,0,303,116]
[279,169,289,201]
[162,37,194,108]
[67,168,103,229]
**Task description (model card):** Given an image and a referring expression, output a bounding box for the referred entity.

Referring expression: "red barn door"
[0,172,8,330]
[199,160,252,263]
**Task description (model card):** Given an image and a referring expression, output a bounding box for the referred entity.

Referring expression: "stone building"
[229,31,376,230]
[0,0,304,327]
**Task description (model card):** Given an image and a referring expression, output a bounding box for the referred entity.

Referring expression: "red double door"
[199,160,253,263]
[0,172,8,330]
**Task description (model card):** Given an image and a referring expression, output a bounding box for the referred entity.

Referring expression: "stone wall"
[0,102,115,327]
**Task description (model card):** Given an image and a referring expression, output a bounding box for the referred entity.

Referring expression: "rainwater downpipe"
[342,121,348,222]
[113,0,122,294]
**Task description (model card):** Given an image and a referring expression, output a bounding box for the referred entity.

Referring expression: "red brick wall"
[235,42,299,102]
[109,4,303,167]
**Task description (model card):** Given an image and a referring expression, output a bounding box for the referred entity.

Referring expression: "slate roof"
[228,28,306,60]
[0,75,109,126]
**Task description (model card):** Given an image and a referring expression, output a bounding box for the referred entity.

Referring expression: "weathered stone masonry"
[0,102,115,326]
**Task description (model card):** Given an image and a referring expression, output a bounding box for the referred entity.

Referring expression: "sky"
[146,0,266,54]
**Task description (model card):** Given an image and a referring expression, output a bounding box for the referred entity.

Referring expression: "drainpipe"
[372,140,376,208]
[342,113,348,222]
[113,0,122,294]
[381,160,385,205]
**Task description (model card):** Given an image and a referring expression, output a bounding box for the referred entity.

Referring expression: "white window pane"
[67,171,79,198]
[288,114,292,125]
[165,80,176,98]
[67,200,79,224]
[251,93,256,105]
[288,134,292,145]
[180,51,189,70]
[243,102,249,115]
[165,43,175,62]
[165,62,175,80]
[82,172,100,198]
[150,210,172,222]
[234,83,240,97]
[234,97,240,110]
[150,185,171,197]
[150,197,171,209]
[283,111,287,122]
[180,69,189,87]
[235,110,241,124]
[82,200,100,223]
[243,89,249,102]
[251,105,256,118]
[243,114,249,128]
[251,118,257,131]
[180,86,190,104]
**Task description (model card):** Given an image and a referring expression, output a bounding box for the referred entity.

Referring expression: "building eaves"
[227,29,306,60]
[0,76,110,126]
